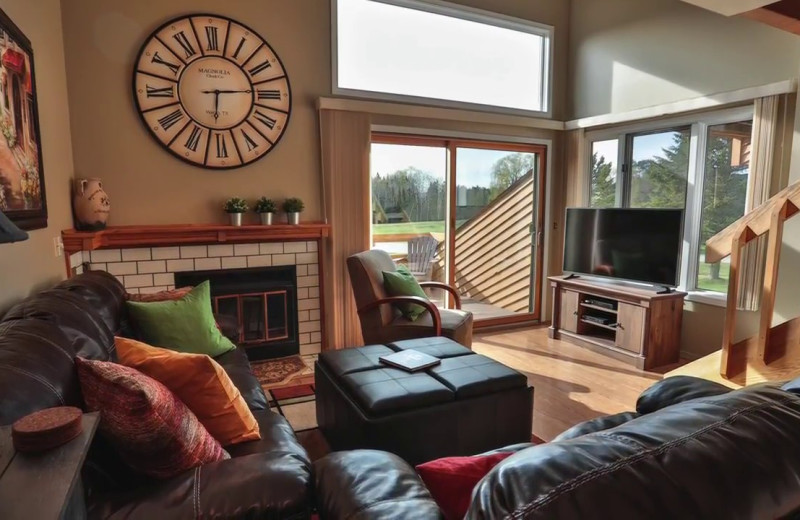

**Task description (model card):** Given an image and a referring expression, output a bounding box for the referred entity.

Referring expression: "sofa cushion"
[427,354,528,399]
[0,319,82,425]
[388,336,472,359]
[116,337,260,446]
[635,375,732,414]
[53,270,127,336]
[76,357,229,479]
[1,288,116,361]
[341,367,454,415]
[315,450,441,520]
[213,347,270,411]
[552,411,639,442]
[469,384,800,519]
[226,409,311,461]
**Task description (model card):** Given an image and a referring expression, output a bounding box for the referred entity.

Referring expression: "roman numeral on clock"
[151,51,180,75]
[216,134,228,158]
[157,109,184,131]
[205,26,219,52]
[172,31,196,58]
[146,85,174,98]
[232,37,247,60]
[248,59,272,76]
[242,129,259,152]
[257,89,281,100]
[184,125,202,152]
[253,110,277,130]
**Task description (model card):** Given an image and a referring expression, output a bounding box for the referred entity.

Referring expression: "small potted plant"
[223,197,249,226]
[254,197,277,225]
[282,197,304,225]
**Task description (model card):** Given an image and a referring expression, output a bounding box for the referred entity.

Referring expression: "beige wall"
[60,0,569,227]
[569,0,800,119]
[0,0,74,313]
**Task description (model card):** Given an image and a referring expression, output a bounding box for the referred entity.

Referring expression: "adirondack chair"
[406,235,439,281]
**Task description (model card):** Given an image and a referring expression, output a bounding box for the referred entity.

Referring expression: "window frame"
[585,105,755,299]
[331,0,554,117]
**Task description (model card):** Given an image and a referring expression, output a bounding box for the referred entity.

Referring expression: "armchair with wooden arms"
[346,249,473,347]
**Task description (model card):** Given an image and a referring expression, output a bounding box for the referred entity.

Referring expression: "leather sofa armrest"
[314,450,442,520]
[89,451,312,519]
[553,411,639,442]
[636,375,733,415]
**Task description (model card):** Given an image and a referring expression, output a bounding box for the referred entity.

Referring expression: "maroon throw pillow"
[75,357,229,479]
[416,452,514,520]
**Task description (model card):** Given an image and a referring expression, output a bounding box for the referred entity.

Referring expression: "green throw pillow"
[126,281,235,357]
[383,264,430,321]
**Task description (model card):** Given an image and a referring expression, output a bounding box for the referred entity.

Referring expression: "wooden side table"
[0,412,99,520]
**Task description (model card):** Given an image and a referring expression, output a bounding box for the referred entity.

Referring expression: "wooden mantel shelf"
[61,223,331,254]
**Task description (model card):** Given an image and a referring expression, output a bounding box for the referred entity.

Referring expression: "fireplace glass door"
[215,291,290,344]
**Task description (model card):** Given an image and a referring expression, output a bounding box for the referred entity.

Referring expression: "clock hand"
[214,91,220,121]
[215,89,253,94]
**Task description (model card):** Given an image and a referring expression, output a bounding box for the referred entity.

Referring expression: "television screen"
[563,208,684,287]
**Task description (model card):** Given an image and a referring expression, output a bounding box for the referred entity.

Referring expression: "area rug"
[251,355,314,391]
[269,383,317,433]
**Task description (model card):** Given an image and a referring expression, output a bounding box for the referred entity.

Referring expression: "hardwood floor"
[473,325,682,441]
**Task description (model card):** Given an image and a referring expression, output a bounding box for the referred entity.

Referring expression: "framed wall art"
[0,7,46,230]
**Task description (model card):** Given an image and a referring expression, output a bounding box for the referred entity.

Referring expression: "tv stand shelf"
[548,276,687,370]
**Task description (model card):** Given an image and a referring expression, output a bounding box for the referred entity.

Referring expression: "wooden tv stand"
[548,276,686,370]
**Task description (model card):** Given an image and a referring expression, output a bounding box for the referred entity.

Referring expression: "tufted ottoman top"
[318,337,527,416]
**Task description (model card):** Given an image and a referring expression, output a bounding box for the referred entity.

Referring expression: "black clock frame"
[131,13,292,170]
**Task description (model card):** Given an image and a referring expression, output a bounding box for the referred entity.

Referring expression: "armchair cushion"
[389,308,473,347]
[383,264,430,321]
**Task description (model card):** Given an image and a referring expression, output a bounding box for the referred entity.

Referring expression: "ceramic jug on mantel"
[72,178,110,231]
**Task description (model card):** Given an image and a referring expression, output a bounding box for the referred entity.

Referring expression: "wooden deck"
[474,325,682,441]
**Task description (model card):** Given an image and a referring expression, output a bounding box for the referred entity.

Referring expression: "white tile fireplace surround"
[69,241,322,355]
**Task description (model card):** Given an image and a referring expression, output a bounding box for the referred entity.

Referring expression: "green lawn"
[373,221,461,235]
[697,260,730,293]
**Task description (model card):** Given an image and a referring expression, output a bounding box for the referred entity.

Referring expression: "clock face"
[133,14,291,169]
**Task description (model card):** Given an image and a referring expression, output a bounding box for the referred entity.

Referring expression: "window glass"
[696,121,752,292]
[336,0,550,112]
[630,129,691,209]
[590,139,618,208]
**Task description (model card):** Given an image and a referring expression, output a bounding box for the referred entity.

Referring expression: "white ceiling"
[681,0,778,16]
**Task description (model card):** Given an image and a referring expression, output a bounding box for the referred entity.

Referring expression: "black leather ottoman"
[315,337,533,465]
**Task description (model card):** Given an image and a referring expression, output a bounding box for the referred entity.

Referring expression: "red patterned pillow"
[75,357,229,479]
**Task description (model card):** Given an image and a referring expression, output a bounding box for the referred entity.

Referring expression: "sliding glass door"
[370,134,547,326]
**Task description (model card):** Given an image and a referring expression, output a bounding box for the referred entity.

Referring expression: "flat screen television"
[563,208,684,287]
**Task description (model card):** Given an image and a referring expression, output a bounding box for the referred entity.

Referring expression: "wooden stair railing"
[703,179,800,383]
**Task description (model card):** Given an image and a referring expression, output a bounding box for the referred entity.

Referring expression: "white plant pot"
[259,212,274,225]
[229,213,243,227]
[287,212,301,225]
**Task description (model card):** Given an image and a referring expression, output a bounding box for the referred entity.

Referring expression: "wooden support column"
[720,225,755,378]
[758,199,797,362]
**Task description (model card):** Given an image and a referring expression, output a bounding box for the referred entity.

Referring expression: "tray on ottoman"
[315,337,533,465]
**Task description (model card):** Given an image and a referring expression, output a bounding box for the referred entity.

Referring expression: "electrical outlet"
[53,236,64,257]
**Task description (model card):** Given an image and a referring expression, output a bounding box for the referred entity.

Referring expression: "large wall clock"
[133,14,291,169]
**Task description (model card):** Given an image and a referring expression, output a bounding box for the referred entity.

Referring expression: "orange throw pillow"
[115,336,260,446]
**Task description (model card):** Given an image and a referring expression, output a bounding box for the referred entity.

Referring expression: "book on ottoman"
[379,349,441,372]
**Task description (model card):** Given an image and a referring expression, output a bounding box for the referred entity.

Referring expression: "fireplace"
[175,266,299,360]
